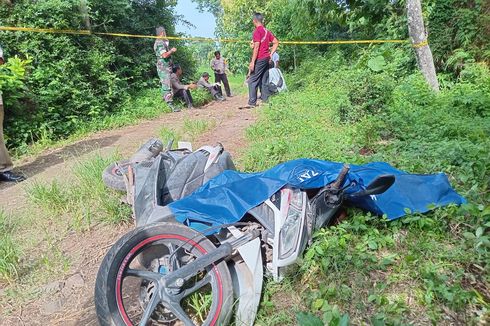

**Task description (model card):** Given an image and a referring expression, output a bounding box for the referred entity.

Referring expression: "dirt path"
[0,95,256,325]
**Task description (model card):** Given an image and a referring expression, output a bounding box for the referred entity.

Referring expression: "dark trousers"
[248,58,270,106]
[174,89,193,108]
[214,73,231,97]
[208,85,223,98]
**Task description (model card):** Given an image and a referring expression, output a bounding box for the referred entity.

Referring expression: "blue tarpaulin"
[168,159,466,229]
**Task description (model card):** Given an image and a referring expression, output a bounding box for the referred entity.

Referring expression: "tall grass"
[26,152,131,229]
[249,52,489,324]
[0,211,20,282]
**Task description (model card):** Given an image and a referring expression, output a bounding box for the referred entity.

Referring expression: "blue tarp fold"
[168,159,466,228]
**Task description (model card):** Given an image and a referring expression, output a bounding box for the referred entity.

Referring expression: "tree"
[407,0,440,91]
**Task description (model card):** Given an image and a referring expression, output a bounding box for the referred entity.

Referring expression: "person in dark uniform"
[210,51,232,97]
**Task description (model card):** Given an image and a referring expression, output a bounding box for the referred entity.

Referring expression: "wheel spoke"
[126,269,162,282]
[181,273,211,299]
[139,292,161,326]
[166,301,195,326]
[167,243,182,271]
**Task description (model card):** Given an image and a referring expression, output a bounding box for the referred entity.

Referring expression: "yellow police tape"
[412,40,429,48]
[0,26,412,46]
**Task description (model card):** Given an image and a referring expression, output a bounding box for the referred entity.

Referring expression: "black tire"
[102,159,130,192]
[95,222,233,326]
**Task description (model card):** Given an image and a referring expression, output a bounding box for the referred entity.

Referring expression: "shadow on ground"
[0,134,120,190]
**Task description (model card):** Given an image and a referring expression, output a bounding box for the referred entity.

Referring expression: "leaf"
[475,227,484,238]
[368,240,378,250]
[339,314,350,326]
[367,56,386,72]
[312,298,324,310]
[296,312,324,326]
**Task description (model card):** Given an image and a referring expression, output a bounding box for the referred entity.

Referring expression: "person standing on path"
[246,13,279,108]
[0,45,25,183]
[154,26,180,112]
[210,51,232,97]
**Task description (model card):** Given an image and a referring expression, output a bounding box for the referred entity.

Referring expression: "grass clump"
[249,49,489,324]
[191,88,214,107]
[26,181,71,214]
[0,211,20,282]
[159,127,181,147]
[158,118,216,145]
[26,152,131,228]
[182,118,216,141]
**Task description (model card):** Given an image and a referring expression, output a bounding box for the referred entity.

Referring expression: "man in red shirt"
[246,13,279,108]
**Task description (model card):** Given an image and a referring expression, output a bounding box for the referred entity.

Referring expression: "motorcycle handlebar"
[331,164,350,190]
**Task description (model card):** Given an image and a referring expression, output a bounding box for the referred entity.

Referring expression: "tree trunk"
[80,0,91,30]
[407,0,440,92]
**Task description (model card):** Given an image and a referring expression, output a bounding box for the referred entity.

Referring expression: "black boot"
[0,171,26,182]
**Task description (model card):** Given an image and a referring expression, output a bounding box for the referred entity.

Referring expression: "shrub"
[0,0,197,152]
[250,52,489,324]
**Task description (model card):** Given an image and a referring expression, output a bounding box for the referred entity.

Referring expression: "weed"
[245,54,490,324]
[185,290,213,324]
[191,88,214,107]
[26,181,72,214]
[182,118,216,141]
[159,126,181,147]
[26,152,131,226]
[0,211,20,282]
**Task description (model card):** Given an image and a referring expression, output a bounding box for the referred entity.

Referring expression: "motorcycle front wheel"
[95,222,233,326]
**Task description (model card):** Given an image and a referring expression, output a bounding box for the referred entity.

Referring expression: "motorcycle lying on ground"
[95,141,395,326]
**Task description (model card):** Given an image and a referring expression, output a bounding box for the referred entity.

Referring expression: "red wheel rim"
[115,234,224,326]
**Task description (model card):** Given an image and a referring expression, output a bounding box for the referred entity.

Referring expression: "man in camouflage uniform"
[0,44,25,182]
[154,26,179,112]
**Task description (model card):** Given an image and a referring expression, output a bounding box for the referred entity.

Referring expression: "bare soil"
[0,95,256,325]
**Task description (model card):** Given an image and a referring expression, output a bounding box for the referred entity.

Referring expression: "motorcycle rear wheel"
[102,159,130,192]
[95,222,233,326]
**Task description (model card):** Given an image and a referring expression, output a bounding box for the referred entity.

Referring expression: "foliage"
[250,51,490,324]
[188,87,214,107]
[200,0,489,76]
[0,210,20,282]
[27,152,131,226]
[428,0,490,71]
[0,0,196,150]
[0,56,31,101]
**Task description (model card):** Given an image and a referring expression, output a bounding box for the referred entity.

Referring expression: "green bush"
[0,0,196,152]
[250,52,490,324]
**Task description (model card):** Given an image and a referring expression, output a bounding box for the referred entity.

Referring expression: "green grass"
[249,54,490,324]
[26,152,131,228]
[26,181,71,214]
[158,117,216,145]
[1,151,132,311]
[182,118,216,141]
[0,210,20,282]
